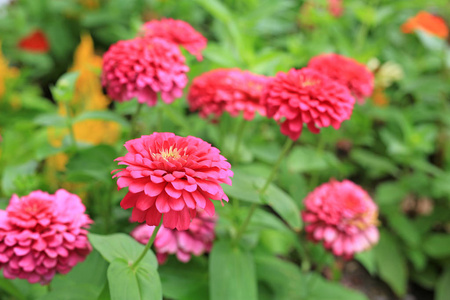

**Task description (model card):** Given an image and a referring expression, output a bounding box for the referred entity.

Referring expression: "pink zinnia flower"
[141,18,207,61]
[113,132,233,231]
[131,209,216,264]
[262,68,355,141]
[302,180,379,259]
[328,0,343,17]
[188,69,268,121]
[102,37,189,106]
[308,53,374,104]
[0,190,92,284]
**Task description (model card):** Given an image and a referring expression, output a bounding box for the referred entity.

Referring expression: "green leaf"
[423,234,450,259]
[210,240,258,300]
[416,30,446,51]
[375,182,407,206]
[1,160,38,196]
[221,169,261,204]
[350,149,399,178]
[73,110,129,128]
[88,233,158,269]
[40,250,108,300]
[386,212,420,247]
[65,145,117,183]
[159,257,209,300]
[261,182,302,231]
[108,258,162,300]
[435,266,450,300]
[51,71,80,103]
[33,113,66,127]
[0,275,26,300]
[373,230,407,296]
[286,146,338,173]
[304,273,368,300]
[355,250,376,275]
[255,254,306,300]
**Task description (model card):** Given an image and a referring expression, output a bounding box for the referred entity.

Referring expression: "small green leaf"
[107,259,162,300]
[210,240,258,300]
[51,71,80,103]
[88,233,158,269]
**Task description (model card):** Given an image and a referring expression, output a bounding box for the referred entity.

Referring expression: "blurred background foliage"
[0,0,450,299]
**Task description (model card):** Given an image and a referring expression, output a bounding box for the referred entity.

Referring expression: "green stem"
[234,203,257,243]
[234,137,294,242]
[131,219,162,270]
[129,102,143,139]
[232,117,247,164]
[309,134,326,190]
[64,102,77,152]
[157,104,163,132]
[260,138,294,195]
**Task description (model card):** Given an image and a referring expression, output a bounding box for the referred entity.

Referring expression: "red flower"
[113,132,233,231]
[18,30,50,53]
[302,180,379,259]
[141,18,207,61]
[131,209,216,264]
[401,11,449,39]
[102,37,189,106]
[308,53,374,104]
[188,68,268,121]
[0,190,92,284]
[262,68,355,140]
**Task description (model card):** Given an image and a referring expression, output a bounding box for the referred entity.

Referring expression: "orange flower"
[371,87,388,107]
[401,11,449,39]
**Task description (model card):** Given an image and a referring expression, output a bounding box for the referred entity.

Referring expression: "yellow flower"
[47,34,121,173]
[0,42,19,99]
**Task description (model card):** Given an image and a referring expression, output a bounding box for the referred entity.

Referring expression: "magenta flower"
[141,18,207,60]
[262,68,355,140]
[308,53,374,103]
[0,190,92,284]
[188,68,268,121]
[302,180,379,259]
[102,37,189,106]
[113,132,233,231]
[131,209,216,263]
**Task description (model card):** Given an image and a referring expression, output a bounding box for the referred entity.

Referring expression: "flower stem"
[129,102,143,139]
[64,102,77,152]
[131,219,162,270]
[260,138,294,195]
[309,134,326,191]
[232,116,247,164]
[234,137,294,243]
